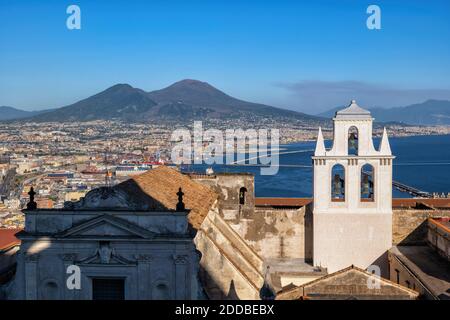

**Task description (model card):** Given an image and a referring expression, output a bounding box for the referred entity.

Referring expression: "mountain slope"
[370,100,450,125]
[0,106,43,121]
[317,106,344,118]
[318,100,450,125]
[147,79,319,120]
[29,84,157,122]
[19,80,322,123]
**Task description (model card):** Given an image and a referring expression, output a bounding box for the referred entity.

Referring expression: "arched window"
[361,164,374,201]
[331,164,345,201]
[348,126,358,155]
[239,187,247,205]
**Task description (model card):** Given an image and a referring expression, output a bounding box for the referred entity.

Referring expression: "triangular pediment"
[277,266,419,300]
[73,222,137,237]
[57,214,155,239]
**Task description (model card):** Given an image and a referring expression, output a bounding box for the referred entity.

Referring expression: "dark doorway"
[92,278,125,300]
[239,187,247,205]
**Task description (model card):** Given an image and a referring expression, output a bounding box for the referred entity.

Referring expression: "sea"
[182,134,450,198]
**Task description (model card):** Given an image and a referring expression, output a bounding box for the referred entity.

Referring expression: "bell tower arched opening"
[361,164,375,201]
[348,126,358,155]
[331,164,345,201]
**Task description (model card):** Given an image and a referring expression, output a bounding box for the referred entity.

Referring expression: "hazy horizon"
[2,79,450,116]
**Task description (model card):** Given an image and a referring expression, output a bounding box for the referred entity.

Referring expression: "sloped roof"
[0,228,21,251]
[117,166,218,229]
[392,198,450,209]
[253,197,450,209]
[335,100,372,119]
[255,198,312,207]
[276,265,419,300]
[430,217,450,231]
[389,246,450,299]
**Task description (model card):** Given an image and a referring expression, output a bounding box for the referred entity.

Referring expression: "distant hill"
[15,79,321,123]
[317,106,345,118]
[0,106,44,121]
[318,100,450,125]
[28,84,158,122]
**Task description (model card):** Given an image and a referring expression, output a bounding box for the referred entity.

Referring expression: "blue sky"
[1,0,449,113]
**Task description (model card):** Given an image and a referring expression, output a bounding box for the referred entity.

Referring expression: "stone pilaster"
[135,254,153,299]
[24,253,39,300]
[173,254,188,299]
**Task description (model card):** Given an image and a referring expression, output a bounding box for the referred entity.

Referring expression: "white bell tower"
[312,100,394,275]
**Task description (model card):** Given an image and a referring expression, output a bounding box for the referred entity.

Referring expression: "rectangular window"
[395,269,400,284]
[92,278,125,300]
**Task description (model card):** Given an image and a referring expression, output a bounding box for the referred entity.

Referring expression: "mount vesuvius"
[17,79,321,123]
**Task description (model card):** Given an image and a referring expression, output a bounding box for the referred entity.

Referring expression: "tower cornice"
[312,155,395,160]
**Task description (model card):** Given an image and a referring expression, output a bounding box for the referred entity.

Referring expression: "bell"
[333,174,342,196]
[349,132,358,152]
[362,175,370,195]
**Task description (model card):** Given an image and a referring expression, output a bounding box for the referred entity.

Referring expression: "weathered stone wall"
[388,249,435,300]
[392,209,450,245]
[192,174,314,262]
[195,207,264,300]
[228,205,313,262]
[191,173,255,221]
[427,219,450,260]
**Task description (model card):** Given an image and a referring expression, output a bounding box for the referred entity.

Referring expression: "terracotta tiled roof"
[117,166,218,230]
[0,228,22,251]
[255,198,312,207]
[255,197,450,209]
[429,217,450,233]
[392,198,450,209]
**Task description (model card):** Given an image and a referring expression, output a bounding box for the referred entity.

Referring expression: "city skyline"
[1,0,450,113]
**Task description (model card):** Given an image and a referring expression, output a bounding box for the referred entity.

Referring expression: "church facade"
[11,186,201,300]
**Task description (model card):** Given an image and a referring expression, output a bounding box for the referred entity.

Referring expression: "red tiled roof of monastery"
[255,197,450,208]
[118,166,218,229]
[255,198,312,207]
[392,198,450,209]
[429,217,450,233]
[0,228,22,251]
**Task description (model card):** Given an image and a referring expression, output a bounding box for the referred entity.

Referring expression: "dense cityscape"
[0,118,449,228]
